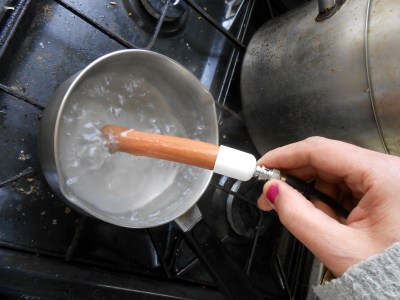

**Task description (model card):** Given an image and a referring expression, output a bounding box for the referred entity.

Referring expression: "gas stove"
[0,0,317,299]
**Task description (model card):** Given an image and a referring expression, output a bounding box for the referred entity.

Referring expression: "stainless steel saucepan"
[38,50,262,300]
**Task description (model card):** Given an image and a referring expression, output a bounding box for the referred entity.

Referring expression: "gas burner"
[123,0,187,35]
[141,0,187,22]
[205,176,271,241]
[225,178,270,239]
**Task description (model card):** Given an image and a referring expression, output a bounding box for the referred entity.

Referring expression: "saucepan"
[38,50,262,299]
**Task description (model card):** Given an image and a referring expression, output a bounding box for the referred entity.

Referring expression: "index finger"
[258,137,385,190]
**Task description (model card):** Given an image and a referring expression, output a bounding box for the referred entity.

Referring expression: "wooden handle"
[101,124,220,170]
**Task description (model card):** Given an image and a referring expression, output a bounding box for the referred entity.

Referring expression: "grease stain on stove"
[18,150,31,161]
[41,4,53,20]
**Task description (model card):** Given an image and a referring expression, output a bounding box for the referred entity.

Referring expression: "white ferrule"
[213,145,256,181]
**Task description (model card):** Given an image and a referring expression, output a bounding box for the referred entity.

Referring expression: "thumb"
[259,180,354,274]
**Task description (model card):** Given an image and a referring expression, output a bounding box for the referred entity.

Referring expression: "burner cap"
[124,0,187,35]
[141,0,187,22]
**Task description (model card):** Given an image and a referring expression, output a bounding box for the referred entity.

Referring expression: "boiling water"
[57,70,204,217]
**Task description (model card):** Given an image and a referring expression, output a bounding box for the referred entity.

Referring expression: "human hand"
[257,137,400,276]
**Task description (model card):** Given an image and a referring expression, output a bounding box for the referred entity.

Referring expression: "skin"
[257,137,400,277]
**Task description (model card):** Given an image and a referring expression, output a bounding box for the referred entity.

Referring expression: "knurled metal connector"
[253,166,283,181]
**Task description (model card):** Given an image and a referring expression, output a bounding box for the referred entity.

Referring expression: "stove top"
[0,0,315,299]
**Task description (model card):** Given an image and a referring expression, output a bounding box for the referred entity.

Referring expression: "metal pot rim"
[52,49,218,228]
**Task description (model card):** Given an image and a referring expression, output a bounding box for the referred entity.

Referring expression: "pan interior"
[56,51,217,228]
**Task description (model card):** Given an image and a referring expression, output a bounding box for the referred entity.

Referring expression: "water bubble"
[148,210,161,218]
[66,177,78,185]
[63,116,73,124]
[117,94,126,106]
[108,106,122,117]
[71,160,79,167]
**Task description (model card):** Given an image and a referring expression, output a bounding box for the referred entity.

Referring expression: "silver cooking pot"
[38,50,262,300]
[241,0,400,155]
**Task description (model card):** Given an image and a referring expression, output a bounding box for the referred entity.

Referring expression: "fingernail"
[266,184,279,204]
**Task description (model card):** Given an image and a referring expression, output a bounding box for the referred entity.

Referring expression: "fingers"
[312,180,343,220]
[259,180,342,237]
[258,137,385,192]
[256,137,400,276]
[258,179,361,275]
[257,194,273,211]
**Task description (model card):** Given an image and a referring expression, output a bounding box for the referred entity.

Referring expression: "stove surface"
[0,0,314,299]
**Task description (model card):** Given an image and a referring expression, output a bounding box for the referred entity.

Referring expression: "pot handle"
[177,206,263,300]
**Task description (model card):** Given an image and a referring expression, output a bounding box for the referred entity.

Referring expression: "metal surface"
[38,49,218,228]
[318,0,336,13]
[175,205,202,232]
[241,0,400,155]
[316,0,346,21]
[0,0,31,58]
[253,165,281,181]
[364,0,388,153]
[367,0,400,154]
[0,247,226,300]
[143,0,187,21]
[315,0,346,22]
[183,0,246,49]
